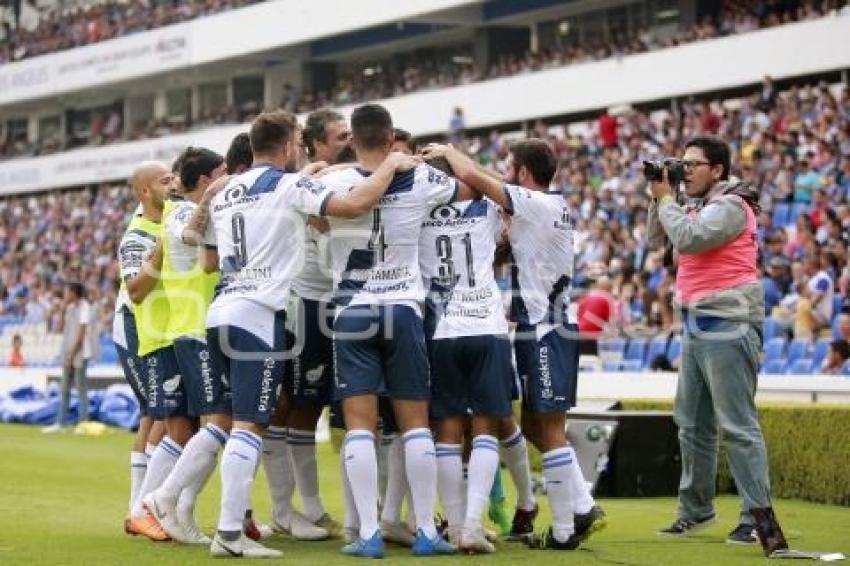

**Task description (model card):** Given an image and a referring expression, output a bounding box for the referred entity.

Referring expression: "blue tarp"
[0,384,140,430]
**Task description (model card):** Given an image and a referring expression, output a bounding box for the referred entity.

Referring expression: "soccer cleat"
[488,498,512,536]
[507,504,538,541]
[726,523,758,545]
[658,514,716,537]
[126,513,171,541]
[178,511,212,545]
[459,526,496,554]
[210,532,283,558]
[341,530,385,559]
[379,520,415,547]
[243,512,272,541]
[271,511,329,540]
[574,505,607,543]
[411,528,458,556]
[142,492,194,543]
[524,527,580,551]
[315,513,344,539]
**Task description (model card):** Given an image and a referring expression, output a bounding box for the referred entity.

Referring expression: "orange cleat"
[126,513,171,542]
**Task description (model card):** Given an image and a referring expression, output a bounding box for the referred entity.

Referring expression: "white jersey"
[204,165,331,334]
[166,200,201,272]
[114,215,158,314]
[322,164,457,310]
[292,224,334,302]
[419,198,508,339]
[503,184,575,326]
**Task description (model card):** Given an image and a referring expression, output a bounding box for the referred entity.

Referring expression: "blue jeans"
[675,318,772,525]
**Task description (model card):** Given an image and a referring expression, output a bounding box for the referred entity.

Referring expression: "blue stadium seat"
[832,296,844,320]
[763,337,787,361]
[763,317,782,341]
[842,361,850,376]
[812,339,831,369]
[772,203,790,227]
[667,335,682,364]
[620,359,643,372]
[602,360,622,372]
[787,358,813,375]
[789,202,809,225]
[786,339,811,363]
[762,358,787,374]
[644,335,669,368]
[598,337,626,360]
[624,338,648,362]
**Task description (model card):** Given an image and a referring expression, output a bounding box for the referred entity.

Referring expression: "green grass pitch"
[0,423,847,565]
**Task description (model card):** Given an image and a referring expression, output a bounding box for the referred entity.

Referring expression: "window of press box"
[233,76,265,121]
[64,101,124,149]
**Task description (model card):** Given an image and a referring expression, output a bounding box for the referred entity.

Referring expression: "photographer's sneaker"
[658,514,716,537]
[210,533,282,558]
[726,523,758,545]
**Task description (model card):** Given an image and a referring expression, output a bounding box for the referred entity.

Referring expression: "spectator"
[42,281,91,434]
[795,255,834,338]
[448,107,465,144]
[793,154,822,203]
[598,110,618,149]
[577,276,616,354]
[820,339,850,374]
[8,333,25,368]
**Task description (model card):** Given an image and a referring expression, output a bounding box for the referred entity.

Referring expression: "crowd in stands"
[0,0,263,64]
[2,0,848,161]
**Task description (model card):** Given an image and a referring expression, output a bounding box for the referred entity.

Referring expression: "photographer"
[647,136,787,557]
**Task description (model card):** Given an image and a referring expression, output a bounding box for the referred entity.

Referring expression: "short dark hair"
[250,110,298,155]
[510,138,557,186]
[68,281,85,299]
[226,133,252,174]
[393,128,416,153]
[304,109,344,159]
[179,147,223,190]
[351,104,393,151]
[831,339,850,361]
[685,135,731,180]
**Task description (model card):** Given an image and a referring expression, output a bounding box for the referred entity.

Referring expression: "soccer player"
[142,147,229,544]
[121,161,179,542]
[320,104,463,558]
[200,110,416,558]
[418,162,513,553]
[421,140,606,550]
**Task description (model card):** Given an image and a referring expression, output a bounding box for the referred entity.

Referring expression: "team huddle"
[114,103,605,558]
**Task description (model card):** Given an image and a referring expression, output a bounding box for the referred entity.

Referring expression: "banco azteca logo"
[224,184,247,202]
[429,204,460,220]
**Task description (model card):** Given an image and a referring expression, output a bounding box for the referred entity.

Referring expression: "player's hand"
[300,161,328,177]
[419,143,450,160]
[385,151,421,172]
[204,174,230,199]
[649,168,673,200]
[307,215,330,234]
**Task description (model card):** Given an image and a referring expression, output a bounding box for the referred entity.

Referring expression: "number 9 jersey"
[419,198,508,339]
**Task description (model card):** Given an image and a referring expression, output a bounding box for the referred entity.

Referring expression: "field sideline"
[1,423,847,565]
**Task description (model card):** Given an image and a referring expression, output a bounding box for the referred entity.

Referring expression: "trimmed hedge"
[621,401,850,506]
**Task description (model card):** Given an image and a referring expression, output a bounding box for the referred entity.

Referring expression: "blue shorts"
[514,323,579,414]
[285,299,334,408]
[429,334,514,420]
[333,304,430,401]
[207,311,289,425]
[174,336,232,417]
[144,345,189,420]
[115,308,148,417]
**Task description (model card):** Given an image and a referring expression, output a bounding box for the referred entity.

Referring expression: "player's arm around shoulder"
[420,143,508,207]
[183,174,230,246]
[321,151,420,218]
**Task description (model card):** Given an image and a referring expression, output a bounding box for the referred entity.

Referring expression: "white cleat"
[271,511,328,541]
[142,491,194,543]
[459,526,496,554]
[210,533,283,558]
[256,521,274,541]
[380,520,416,547]
[178,511,212,545]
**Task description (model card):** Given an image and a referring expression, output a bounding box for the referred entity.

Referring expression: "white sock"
[542,448,576,543]
[345,430,379,540]
[131,436,182,518]
[288,428,325,522]
[501,427,536,512]
[340,445,359,532]
[159,424,227,504]
[218,430,262,533]
[130,452,148,511]
[176,425,226,517]
[465,435,500,529]
[380,435,407,524]
[564,446,595,514]
[403,428,438,539]
[435,443,464,530]
[263,426,295,526]
[145,442,156,460]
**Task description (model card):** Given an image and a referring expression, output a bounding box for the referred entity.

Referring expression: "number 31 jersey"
[419,198,508,339]
[204,165,331,318]
[322,164,457,311]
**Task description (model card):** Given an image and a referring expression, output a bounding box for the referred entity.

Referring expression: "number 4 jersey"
[321,164,457,311]
[419,198,508,339]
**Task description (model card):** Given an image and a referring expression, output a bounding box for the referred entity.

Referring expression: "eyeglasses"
[682,159,711,171]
